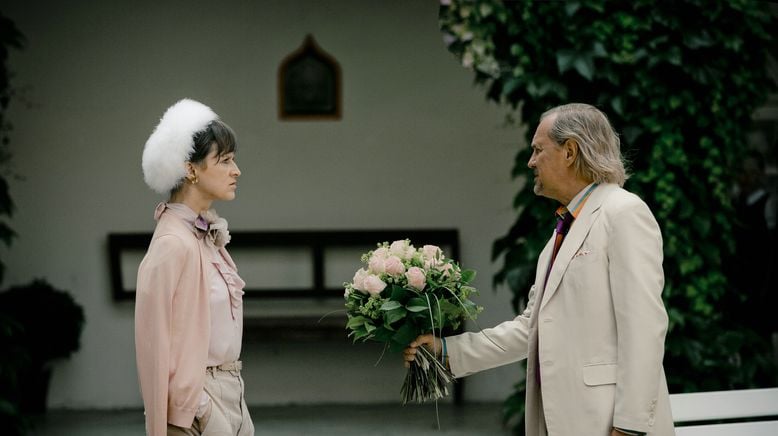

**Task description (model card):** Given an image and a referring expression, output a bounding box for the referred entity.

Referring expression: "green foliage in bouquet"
[344,240,483,404]
[439,0,777,433]
[345,241,482,353]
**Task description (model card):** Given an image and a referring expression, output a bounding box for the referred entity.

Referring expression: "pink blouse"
[165,203,245,366]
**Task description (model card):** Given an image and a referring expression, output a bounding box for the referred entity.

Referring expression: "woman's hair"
[541,103,628,187]
[189,119,238,165]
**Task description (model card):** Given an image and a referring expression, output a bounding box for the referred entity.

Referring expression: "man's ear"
[564,139,578,167]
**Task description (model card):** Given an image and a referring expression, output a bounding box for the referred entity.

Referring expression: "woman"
[135,99,254,436]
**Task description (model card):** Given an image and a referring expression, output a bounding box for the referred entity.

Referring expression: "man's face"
[527,114,569,203]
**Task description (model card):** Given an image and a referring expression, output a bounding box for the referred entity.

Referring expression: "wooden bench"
[108,228,466,403]
[671,387,778,435]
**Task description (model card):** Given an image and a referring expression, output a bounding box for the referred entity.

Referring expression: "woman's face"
[192,147,241,202]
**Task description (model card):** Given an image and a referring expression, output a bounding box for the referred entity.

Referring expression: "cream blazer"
[447,184,675,436]
[135,208,239,436]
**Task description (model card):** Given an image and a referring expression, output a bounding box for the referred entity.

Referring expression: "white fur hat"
[142,99,219,194]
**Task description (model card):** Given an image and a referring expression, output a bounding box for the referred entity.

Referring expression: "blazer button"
[543,317,553,323]
[542,360,554,366]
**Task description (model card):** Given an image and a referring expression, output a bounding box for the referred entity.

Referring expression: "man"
[404,103,674,435]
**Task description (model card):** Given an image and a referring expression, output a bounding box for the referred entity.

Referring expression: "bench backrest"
[671,388,778,436]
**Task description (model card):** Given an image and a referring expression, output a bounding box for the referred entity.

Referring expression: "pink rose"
[422,245,443,268]
[372,247,390,260]
[422,245,442,261]
[439,262,460,280]
[363,275,387,296]
[384,255,406,276]
[368,256,386,274]
[389,240,415,260]
[352,268,369,293]
[405,267,427,291]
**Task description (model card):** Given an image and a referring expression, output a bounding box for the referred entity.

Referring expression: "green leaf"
[351,326,369,341]
[346,315,368,330]
[565,2,580,17]
[372,326,394,342]
[461,269,476,284]
[380,300,401,311]
[391,322,418,348]
[384,307,407,325]
[407,305,428,313]
[556,50,576,74]
[406,297,428,312]
[573,55,594,81]
[390,285,409,303]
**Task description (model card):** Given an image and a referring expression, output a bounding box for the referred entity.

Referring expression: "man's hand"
[402,334,442,368]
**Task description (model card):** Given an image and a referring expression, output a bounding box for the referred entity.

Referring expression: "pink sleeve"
[135,234,190,436]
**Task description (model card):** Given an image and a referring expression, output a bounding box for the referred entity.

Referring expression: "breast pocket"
[567,248,600,271]
[582,362,617,386]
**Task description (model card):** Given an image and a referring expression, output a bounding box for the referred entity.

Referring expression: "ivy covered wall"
[439,0,777,432]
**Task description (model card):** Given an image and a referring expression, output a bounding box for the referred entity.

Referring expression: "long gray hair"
[541,103,627,187]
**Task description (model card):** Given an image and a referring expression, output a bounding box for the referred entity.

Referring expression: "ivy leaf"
[565,2,580,17]
[406,297,428,312]
[556,50,576,74]
[573,55,594,81]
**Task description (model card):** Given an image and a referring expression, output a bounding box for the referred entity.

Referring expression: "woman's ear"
[185,162,197,181]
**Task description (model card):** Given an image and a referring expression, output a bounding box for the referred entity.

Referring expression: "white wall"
[2,0,527,408]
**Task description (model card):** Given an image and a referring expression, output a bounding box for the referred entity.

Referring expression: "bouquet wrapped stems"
[401,345,455,405]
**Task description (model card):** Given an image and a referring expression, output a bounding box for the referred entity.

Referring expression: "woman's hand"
[402,334,442,368]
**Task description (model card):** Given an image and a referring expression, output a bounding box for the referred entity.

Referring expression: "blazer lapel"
[539,184,615,311]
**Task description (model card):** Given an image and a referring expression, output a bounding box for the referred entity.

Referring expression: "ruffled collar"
[212,260,246,318]
[154,202,232,247]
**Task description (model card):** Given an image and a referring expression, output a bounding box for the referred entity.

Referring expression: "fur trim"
[142,99,219,194]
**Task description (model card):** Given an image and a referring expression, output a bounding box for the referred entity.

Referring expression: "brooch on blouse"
[196,210,231,248]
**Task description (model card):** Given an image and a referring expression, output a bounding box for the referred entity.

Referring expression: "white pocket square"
[573,249,592,258]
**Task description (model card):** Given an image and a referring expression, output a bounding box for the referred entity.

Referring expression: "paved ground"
[28,402,512,436]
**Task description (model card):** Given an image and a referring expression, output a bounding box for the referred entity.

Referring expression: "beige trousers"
[168,362,254,436]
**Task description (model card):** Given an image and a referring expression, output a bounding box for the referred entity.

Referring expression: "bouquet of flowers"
[344,239,482,404]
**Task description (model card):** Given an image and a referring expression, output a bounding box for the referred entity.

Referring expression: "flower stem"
[400,346,455,405]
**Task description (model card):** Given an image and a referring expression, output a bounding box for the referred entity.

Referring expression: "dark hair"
[189,119,238,165]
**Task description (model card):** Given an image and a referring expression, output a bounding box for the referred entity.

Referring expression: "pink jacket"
[135,207,237,436]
